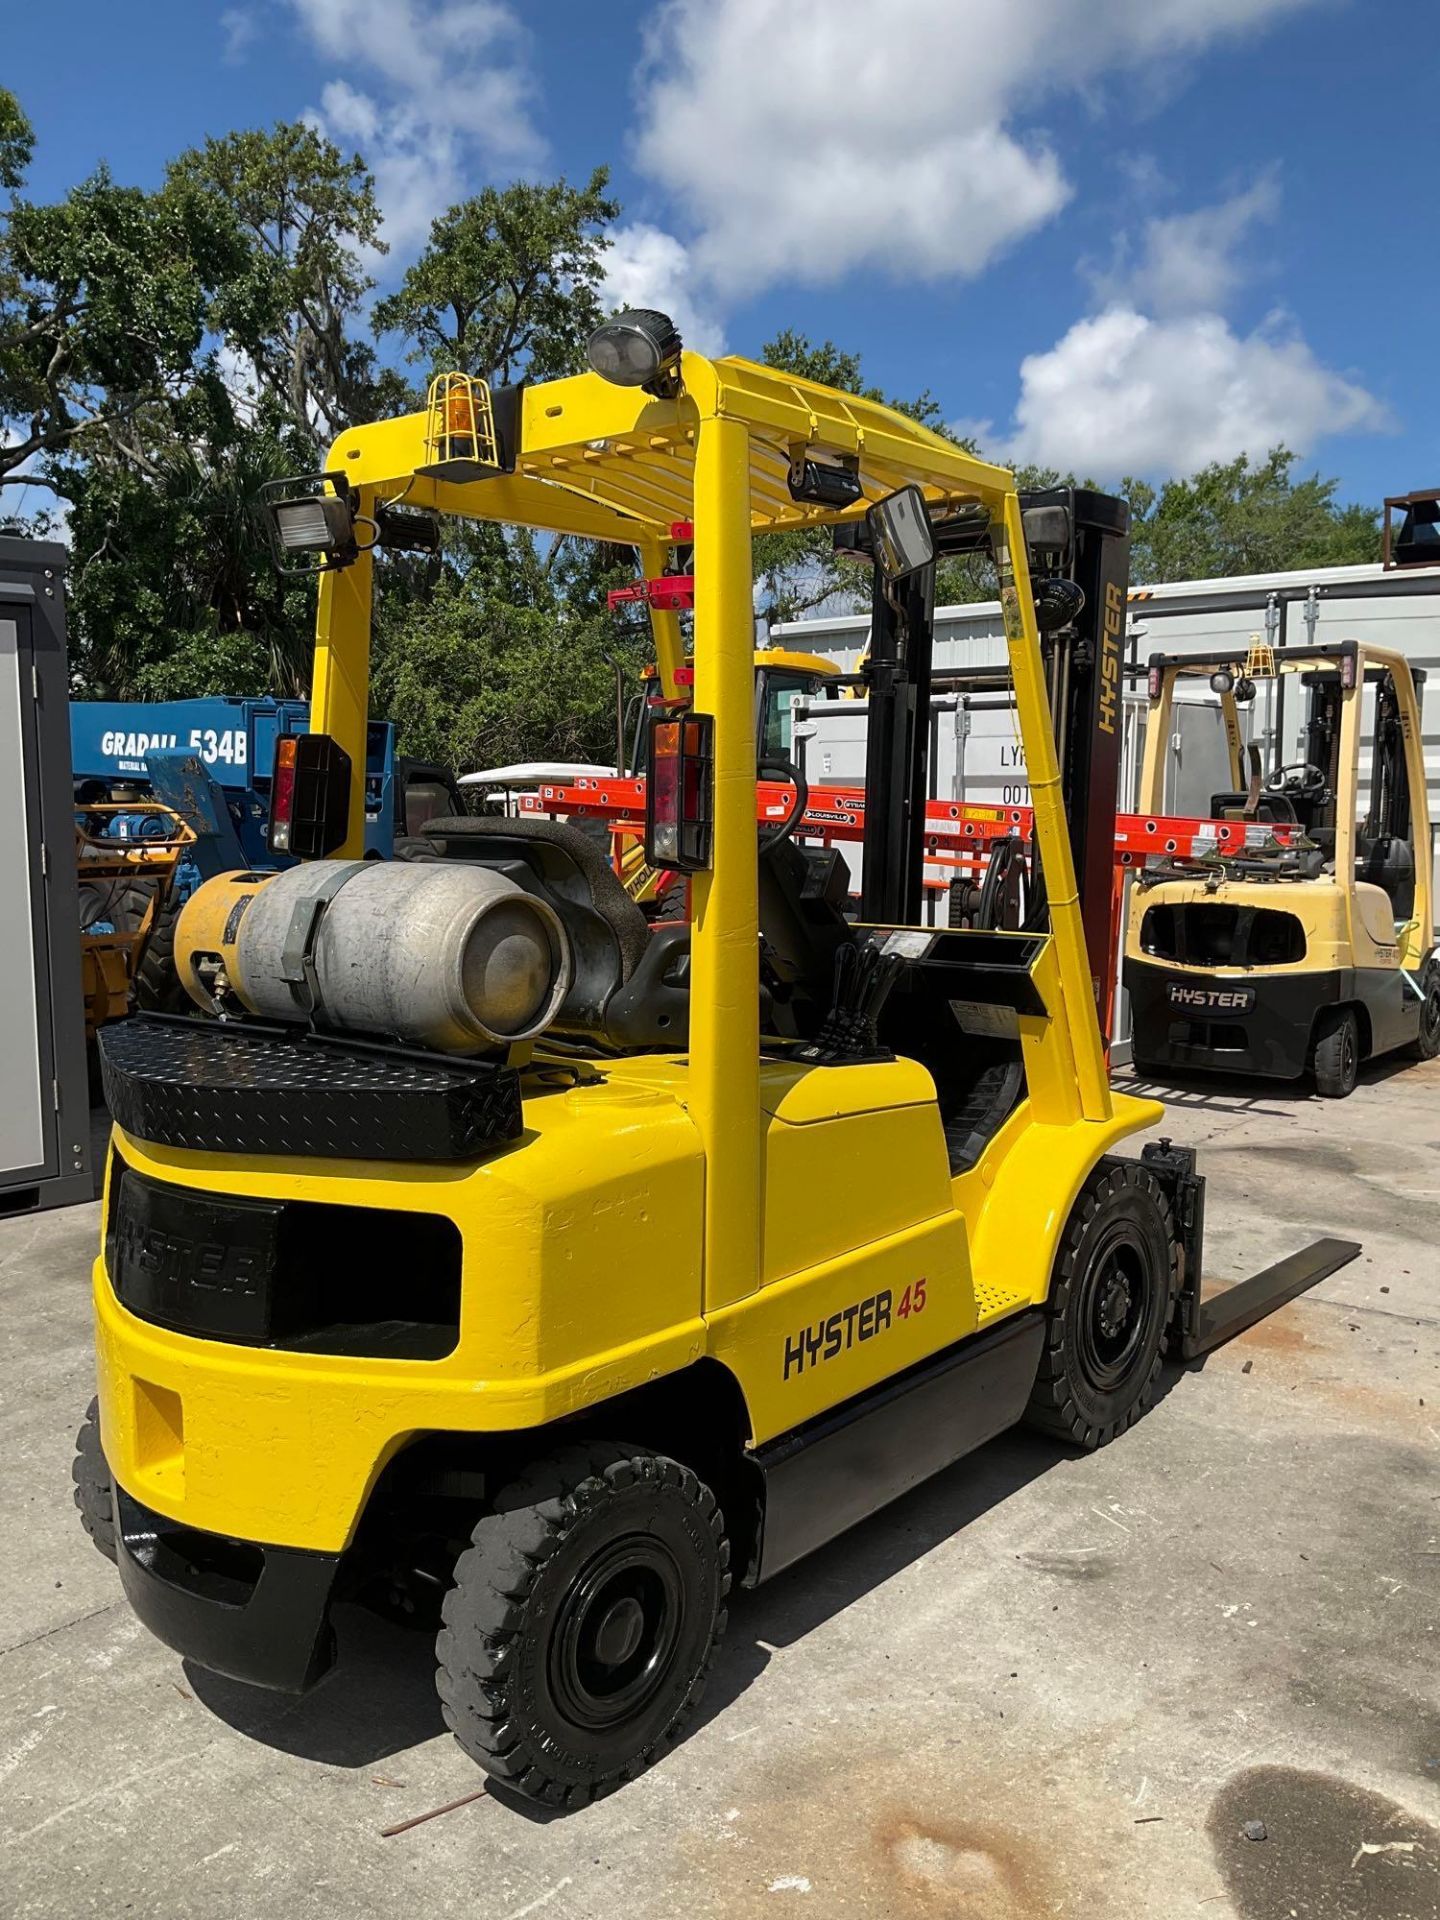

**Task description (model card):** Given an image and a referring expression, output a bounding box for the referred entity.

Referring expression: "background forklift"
[1125,639,1438,1094]
[75,324,1356,1808]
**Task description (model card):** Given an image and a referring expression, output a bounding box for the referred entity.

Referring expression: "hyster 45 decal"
[782,1281,928,1380]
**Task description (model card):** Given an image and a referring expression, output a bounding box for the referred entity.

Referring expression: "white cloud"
[315,79,381,148]
[1087,174,1281,314]
[290,0,544,263]
[220,7,258,62]
[600,226,726,357]
[630,0,1317,295]
[999,307,1390,478]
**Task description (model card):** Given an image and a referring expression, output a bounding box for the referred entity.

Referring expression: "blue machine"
[71,697,457,893]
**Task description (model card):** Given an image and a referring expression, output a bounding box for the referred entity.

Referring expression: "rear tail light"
[1148,665,1163,700]
[271,737,298,852]
[267,732,352,859]
[645,712,714,872]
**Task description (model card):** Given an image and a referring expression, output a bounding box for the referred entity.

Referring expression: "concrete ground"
[3,1062,1439,1920]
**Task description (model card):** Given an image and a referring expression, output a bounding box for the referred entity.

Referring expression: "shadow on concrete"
[1121,1043,1421,1112]
[183,1604,446,1767]
[182,1425,1071,1788]
[1118,1065,1299,1117]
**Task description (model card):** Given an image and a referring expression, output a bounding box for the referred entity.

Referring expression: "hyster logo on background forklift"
[1124,634,1439,1096]
[74,316,1357,1807]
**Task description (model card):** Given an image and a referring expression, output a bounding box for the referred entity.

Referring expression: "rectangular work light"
[260,472,360,576]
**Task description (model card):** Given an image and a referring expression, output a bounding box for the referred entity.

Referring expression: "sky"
[3,0,1434,509]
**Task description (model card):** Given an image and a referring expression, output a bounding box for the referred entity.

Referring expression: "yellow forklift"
[74,319,1357,1806]
[1125,640,1437,1094]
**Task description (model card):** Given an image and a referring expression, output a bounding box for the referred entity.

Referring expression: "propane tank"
[175,859,571,1053]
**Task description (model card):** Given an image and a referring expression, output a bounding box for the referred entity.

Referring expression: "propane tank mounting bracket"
[278,861,368,1013]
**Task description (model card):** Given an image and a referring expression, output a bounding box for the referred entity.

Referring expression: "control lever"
[797,940,901,1065]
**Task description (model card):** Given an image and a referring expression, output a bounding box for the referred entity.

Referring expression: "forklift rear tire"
[436,1442,730,1807]
[72,1398,117,1563]
[1025,1159,1178,1450]
[1408,962,1440,1061]
[1311,1006,1360,1097]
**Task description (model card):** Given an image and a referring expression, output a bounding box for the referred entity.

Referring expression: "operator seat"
[1356,833,1416,919]
[1208,789,1299,826]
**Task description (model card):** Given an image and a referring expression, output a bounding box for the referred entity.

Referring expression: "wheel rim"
[1423,987,1440,1050]
[1341,1019,1357,1082]
[548,1534,685,1732]
[1076,1231,1152,1392]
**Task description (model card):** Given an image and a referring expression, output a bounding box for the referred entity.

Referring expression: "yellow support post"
[309,496,375,858]
[689,413,762,1309]
[1138,667,1172,811]
[996,491,1112,1123]
[639,534,686,700]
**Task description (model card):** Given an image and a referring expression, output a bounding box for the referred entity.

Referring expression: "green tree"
[0,88,34,191]
[167,123,396,444]
[1124,449,1379,584]
[0,164,247,499]
[373,169,619,384]
[371,576,643,775]
[63,423,316,698]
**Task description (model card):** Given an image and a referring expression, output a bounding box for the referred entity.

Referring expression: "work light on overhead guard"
[272,492,355,554]
[586,309,683,394]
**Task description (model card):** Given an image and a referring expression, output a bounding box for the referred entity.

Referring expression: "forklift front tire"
[1312,1006,1360,1097]
[72,1398,117,1564]
[436,1442,730,1807]
[1026,1159,1178,1450]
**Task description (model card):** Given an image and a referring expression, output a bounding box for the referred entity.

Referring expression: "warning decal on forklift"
[783,1283,927,1379]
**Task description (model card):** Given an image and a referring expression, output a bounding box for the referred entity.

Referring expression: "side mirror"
[866,485,935,582]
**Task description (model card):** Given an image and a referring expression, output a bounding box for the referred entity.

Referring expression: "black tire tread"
[1026,1157,1178,1451]
[1312,1006,1360,1097]
[436,1441,729,1807]
[1407,962,1440,1061]
[72,1397,117,1563]
[123,882,187,1014]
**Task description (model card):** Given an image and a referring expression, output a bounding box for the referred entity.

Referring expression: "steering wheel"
[757,755,809,854]
[1266,761,1327,798]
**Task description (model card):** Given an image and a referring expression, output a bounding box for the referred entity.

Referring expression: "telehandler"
[75,318,1356,1805]
[1125,641,1439,1093]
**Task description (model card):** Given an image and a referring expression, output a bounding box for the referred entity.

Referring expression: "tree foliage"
[371,576,643,773]
[0,88,34,192]
[1125,450,1378,583]
[373,169,618,383]
[167,124,398,442]
[0,94,1385,765]
[0,165,247,492]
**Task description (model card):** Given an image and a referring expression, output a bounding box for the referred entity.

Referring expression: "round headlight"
[587,309,683,391]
